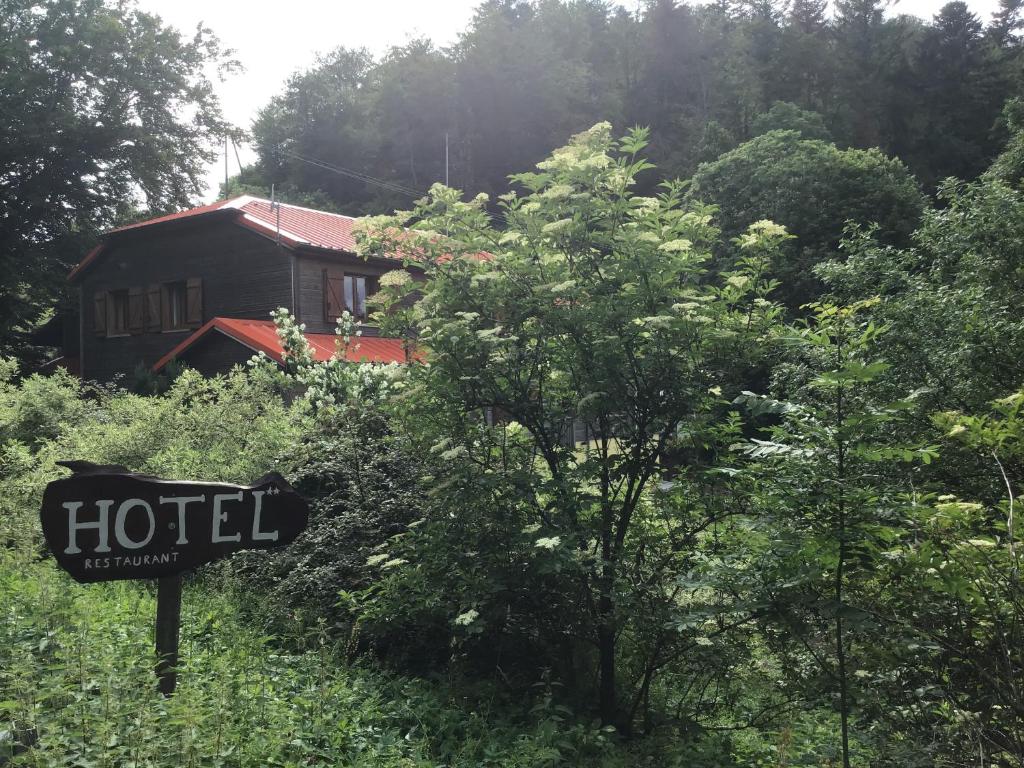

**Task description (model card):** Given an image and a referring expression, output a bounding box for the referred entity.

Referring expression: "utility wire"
[277,148,424,198]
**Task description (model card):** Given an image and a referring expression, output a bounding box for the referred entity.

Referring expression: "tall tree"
[0,0,232,351]
[832,0,892,147]
[912,2,1007,184]
[360,124,784,729]
[686,130,924,309]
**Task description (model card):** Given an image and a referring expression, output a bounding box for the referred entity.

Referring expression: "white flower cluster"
[737,219,790,249]
[268,308,406,410]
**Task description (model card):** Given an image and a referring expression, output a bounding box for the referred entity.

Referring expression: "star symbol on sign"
[266,486,279,496]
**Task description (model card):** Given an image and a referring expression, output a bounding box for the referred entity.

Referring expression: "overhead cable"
[277,148,424,198]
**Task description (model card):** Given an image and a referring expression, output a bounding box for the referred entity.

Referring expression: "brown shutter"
[186,278,203,328]
[160,285,172,331]
[323,268,345,321]
[146,284,161,332]
[128,287,144,334]
[93,292,106,336]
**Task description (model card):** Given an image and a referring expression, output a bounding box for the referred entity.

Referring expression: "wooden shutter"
[128,287,144,334]
[186,278,202,328]
[146,284,161,332]
[93,291,106,336]
[160,285,172,331]
[323,268,345,321]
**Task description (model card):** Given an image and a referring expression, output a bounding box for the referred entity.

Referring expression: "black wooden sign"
[39,461,309,695]
[40,463,309,583]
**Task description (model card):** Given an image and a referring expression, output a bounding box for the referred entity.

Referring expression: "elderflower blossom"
[378,269,412,288]
[659,238,693,253]
[535,536,562,550]
[738,219,790,249]
[454,609,479,626]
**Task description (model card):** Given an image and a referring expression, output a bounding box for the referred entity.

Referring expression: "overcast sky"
[133,0,1004,201]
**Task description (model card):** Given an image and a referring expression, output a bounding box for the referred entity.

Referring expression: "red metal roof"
[68,194,490,283]
[236,198,359,252]
[153,317,416,372]
[106,197,243,235]
[106,195,360,250]
[70,196,367,281]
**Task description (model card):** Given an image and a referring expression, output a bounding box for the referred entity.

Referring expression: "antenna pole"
[271,184,281,247]
[445,132,449,187]
[224,135,229,197]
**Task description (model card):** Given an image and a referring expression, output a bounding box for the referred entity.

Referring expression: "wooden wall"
[77,219,291,382]
[294,253,401,336]
[171,330,259,378]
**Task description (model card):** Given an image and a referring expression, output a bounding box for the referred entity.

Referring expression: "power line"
[277,148,424,198]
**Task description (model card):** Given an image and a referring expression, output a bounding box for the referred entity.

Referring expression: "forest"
[2,0,1024,765]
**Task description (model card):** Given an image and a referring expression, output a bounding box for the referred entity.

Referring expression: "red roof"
[106,197,243,235]
[153,317,416,372]
[236,198,358,252]
[70,196,365,281]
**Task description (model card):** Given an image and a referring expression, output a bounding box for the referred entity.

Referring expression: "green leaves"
[1,0,234,348]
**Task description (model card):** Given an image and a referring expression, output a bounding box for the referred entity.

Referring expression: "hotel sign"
[40,464,309,583]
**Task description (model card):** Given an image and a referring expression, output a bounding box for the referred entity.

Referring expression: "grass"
[0,547,635,768]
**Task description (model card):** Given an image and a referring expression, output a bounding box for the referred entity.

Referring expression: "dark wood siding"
[172,330,262,378]
[78,219,291,382]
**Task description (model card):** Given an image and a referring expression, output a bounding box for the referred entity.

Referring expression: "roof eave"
[152,318,284,372]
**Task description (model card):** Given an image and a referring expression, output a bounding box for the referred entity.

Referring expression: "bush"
[687,130,924,309]
[0,549,682,767]
[230,401,424,629]
[0,365,304,553]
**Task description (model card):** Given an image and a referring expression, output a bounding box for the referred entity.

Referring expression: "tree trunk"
[598,582,617,728]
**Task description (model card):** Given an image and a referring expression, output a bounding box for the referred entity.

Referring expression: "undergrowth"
[0,547,638,768]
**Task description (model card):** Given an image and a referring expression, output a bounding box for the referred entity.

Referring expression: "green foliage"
[245,0,1019,220]
[0,0,234,351]
[0,361,97,449]
[736,301,933,767]
[232,385,424,627]
[0,365,302,552]
[0,550,649,767]
[687,130,924,309]
[985,96,1024,187]
[855,392,1024,763]
[356,123,786,729]
[820,173,1024,505]
[751,101,832,141]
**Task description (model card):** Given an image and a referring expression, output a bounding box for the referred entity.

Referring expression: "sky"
[133,0,1005,201]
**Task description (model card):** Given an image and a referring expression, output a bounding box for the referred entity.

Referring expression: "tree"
[249,47,390,212]
[357,123,785,728]
[750,101,832,141]
[810,169,1024,761]
[0,0,233,351]
[738,302,934,767]
[831,0,891,148]
[910,2,1008,185]
[687,130,924,309]
[820,175,1024,451]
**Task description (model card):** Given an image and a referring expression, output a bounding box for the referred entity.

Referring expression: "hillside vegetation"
[4,0,1024,765]
[4,120,1024,764]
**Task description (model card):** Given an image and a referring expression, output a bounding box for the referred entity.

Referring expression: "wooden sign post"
[39,462,309,695]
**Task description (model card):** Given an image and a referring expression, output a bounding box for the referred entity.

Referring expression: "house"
[65,196,416,381]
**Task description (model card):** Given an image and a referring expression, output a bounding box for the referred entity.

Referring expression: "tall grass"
[0,547,636,767]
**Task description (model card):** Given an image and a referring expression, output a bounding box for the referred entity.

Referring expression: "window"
[346,275,368,320]
[107,290,129,336]
[324,269,375,322]
[164,281,187,330]
[94,279,200,338]
[158,279,201,331]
